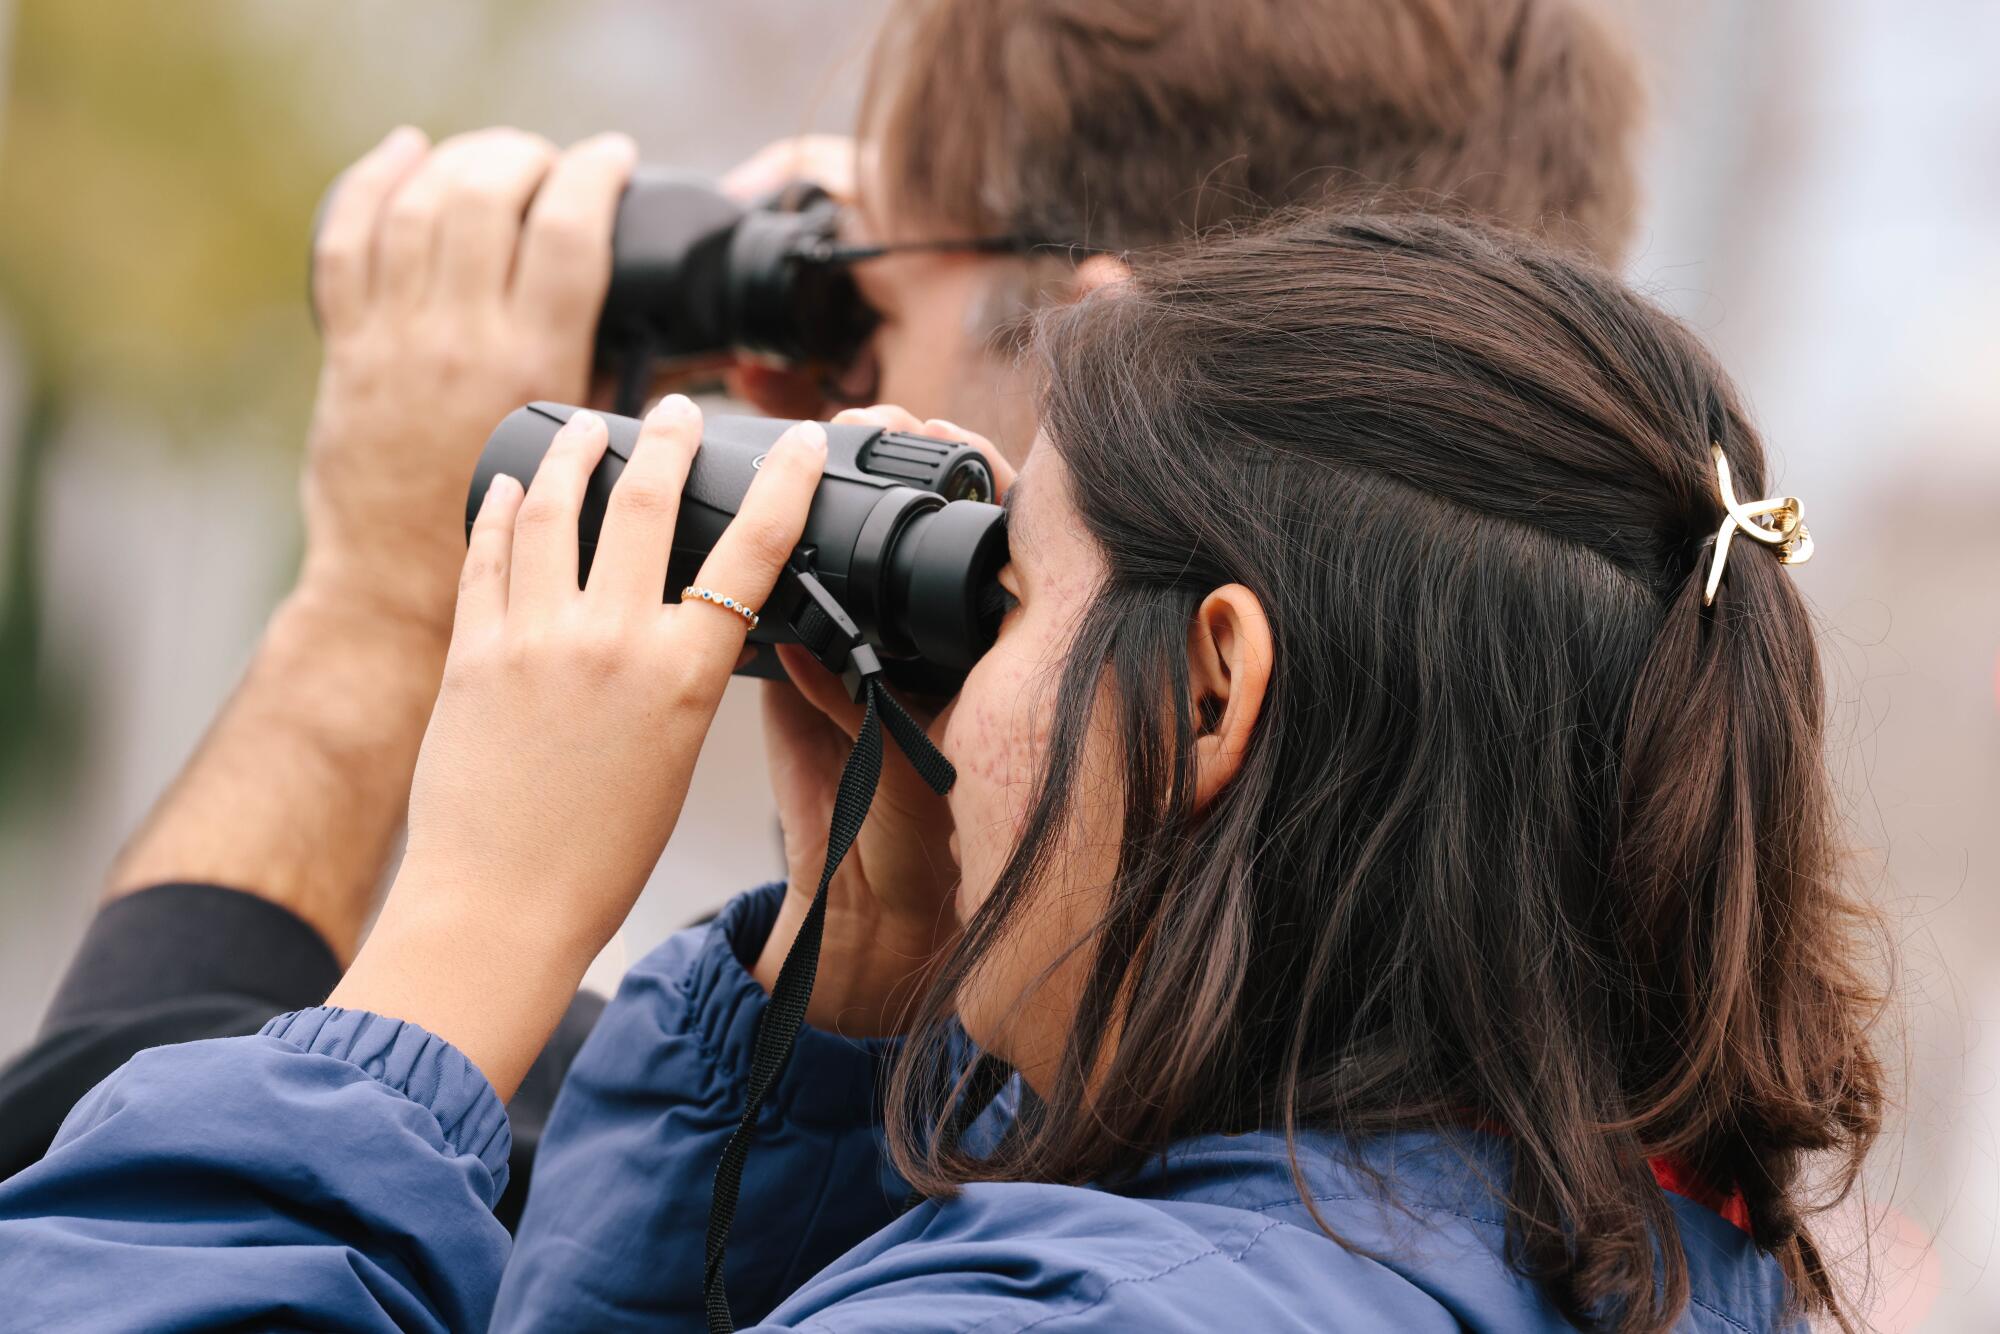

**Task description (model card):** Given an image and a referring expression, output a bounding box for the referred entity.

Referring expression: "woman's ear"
[1186,584,1272,810]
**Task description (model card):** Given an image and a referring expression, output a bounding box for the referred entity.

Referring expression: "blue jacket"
[0,885,1799,1331]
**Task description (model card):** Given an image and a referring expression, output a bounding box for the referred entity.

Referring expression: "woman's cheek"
[944,648,1055,908]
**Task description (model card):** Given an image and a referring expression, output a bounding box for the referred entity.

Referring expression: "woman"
[0,214,1883,1332]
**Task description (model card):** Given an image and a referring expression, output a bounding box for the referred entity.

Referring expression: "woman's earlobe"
[1188,585,1273,810]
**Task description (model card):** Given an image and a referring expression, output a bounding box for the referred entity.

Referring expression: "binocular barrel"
[314,169,875,389]
[470,404,1009,685]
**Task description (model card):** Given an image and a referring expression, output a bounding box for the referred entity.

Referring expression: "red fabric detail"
[1458,1112,1754,1234]
[1648,1156,1752,1234]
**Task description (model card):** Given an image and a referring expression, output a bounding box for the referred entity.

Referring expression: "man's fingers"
[314,127,428,332]
[719,134,858,205]
[676,421,827,679]
[434,130,558,304]
[374,141,468,311]
[514,133,637,336]
[587,394,701,610]
[509,410,611,620]
[456,472,524,633]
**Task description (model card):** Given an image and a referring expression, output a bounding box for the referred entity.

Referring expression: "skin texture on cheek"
[944,622,1060,916]
[941,449,1129,1084]
[943,450,1097,912]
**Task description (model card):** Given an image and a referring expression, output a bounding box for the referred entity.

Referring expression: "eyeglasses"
[799,235,1109,267]
[798,232,1110,404]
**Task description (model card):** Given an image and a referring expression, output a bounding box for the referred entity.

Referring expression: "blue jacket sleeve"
[496,882,908,1332]
[0,1006,512,1333]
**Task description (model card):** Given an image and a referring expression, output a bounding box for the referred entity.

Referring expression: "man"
[729,0,1641,462]
[0,0,1642,1221]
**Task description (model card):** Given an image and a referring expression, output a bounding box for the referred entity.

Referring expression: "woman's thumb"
[773,642,868,739]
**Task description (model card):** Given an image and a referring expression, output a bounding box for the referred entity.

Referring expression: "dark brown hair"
[860,0,1645,265]
[886,213,1887,1331]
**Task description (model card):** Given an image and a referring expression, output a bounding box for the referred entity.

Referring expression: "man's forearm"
[106,582,449,963]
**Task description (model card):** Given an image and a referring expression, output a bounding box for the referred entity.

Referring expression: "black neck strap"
[702,570,955,1333]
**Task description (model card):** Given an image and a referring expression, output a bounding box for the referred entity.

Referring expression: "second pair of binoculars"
[313,169,933,408]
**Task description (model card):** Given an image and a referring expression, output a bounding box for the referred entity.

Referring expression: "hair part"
[885,212,1888,1332]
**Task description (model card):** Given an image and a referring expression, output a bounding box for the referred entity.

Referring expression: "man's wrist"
[292,544,461,646]
[259,580,453,750]
[104,573,454,959]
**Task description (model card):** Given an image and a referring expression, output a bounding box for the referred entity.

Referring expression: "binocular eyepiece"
[596,171,877,381]
[470,404,1010,692]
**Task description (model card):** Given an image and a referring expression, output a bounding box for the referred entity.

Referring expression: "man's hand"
[751,407,1014,1036]
[718,133,858,204]
[303,125,637,634]
[107,126,635,961]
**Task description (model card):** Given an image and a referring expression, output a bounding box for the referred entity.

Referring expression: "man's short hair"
[860,0,1643,267]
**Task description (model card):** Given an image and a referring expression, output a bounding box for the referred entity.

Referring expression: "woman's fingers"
[457,472,525,633]
[832,405,1014,497]
[676,421,828,679]
[509,411,611,620]
[587,394,701,609]
[313,126,428,332]
[921,417,1015,496]
[830,403,925,435]
[772,642,868,739]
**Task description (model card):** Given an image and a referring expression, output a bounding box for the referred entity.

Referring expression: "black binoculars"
[314,168,878,415]
[470,404,1009,694]
[594,171,875,406]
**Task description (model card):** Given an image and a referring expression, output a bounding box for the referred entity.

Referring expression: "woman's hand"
[753,407,1014,1036]
[329,397,827,1099]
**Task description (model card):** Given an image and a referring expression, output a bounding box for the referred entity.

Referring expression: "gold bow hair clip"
[1704,444,1814,606]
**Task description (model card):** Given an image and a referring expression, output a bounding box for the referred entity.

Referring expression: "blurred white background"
[0,1,1994,1326]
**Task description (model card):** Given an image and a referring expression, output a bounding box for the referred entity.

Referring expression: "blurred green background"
[2,2,1997,1326]
[0,0,878,812]
[0,0,882,977]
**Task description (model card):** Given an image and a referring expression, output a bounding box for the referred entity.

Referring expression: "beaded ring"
[680,585,760,630]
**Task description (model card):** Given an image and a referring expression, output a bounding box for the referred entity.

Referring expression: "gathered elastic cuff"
[260,1006,512,1187]
[685,883,902,1129]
